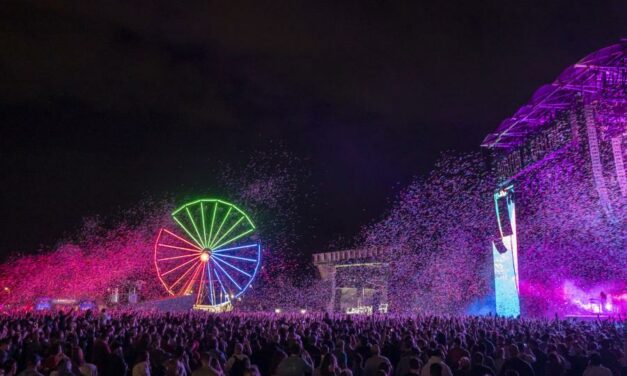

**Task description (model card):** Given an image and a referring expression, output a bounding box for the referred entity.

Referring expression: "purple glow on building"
[483,40,626,317]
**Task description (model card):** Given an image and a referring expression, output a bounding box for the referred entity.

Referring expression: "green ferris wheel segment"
[171,199,256,250]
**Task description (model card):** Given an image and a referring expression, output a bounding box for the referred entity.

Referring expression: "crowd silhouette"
[0,309,623,376]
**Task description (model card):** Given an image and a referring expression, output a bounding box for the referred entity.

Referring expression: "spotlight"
[300,309,306,314]
[274,308,281,314]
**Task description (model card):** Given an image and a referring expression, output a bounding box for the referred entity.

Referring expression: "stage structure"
[154,199,261,311]
[482,40,626,316]
[313,248,389,314]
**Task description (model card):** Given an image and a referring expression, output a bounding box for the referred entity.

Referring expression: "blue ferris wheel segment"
[212,258,242,290]
[212,256,252,278]
[207,263,216,306]
[213,243,258,253]
[212,267,230,304]
[212,253,257,262]
[202,243,261,305]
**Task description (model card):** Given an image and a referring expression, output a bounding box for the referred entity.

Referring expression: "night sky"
[1,2,625,256]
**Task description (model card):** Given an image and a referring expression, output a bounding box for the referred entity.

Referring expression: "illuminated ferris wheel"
[154,199,261,310]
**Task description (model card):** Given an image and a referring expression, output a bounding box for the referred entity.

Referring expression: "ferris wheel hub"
[200,250,211,262]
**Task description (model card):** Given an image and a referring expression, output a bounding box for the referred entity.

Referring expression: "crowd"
[0,309,623,376]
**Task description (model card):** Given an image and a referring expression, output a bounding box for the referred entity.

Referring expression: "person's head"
[495,347,505,359]
[352,352,363,368]
[527,339,538,350]
[408,357,421,371]
[26,353,41,369]
[210,356,221,369]
[548,352,561,364]
[429,349,443,359]
[51,343,63,355]
[453,337,462,347]
[370,344,381,356]
[601,339,611,350]
[234,342,243,355]
[240,357,251,370]
[358,336,368,346]
[0,339,10,351]
[429,363,443,376]
[3,359,17,374]
[164,358,180,376]
[174,345,185,359]
[320,344,330,356]
[111,341,124,356]
[57,357,73,375]
[377,361,391,375]
[471,352,484,365]
[458,357,470,369]
[243,365,261,376]
[200,352,211,367]
[137,350,150,364]
[289,342,301,356]
[336,339,345,351]
[71,346,85,366]
[589,352,602,367]
[508,344,520,358]
[322,353,338,372]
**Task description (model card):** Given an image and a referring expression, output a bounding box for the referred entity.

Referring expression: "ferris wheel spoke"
[212,256,252,278]
[157,253,198,262]
[196,263,213,305]
[201,202,208,248]
[161,256,199,277]
[212,253,257,262]
[180,261,203,295]
[162,229,203,251]
[207,263,216,305]
[186,207,206,248]
[213,243,258,253]
[168,260,201,290]
[213,267,231,303]
[212,258,242,291]
[210,215,245,249]
[208,202,218,249]
[173,216,204,250]
[195,264,207,306]
[210,206,232,247]
[212,228,254,251]
[157,243,201,254]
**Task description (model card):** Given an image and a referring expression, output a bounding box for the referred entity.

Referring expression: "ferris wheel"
[154,199,261,309]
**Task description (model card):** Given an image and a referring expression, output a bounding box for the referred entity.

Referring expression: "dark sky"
[1,1,625,256]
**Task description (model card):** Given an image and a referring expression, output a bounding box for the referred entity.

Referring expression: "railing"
[312,248,385,264]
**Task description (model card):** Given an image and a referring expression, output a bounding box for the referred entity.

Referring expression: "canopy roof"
[482,40,626,149]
